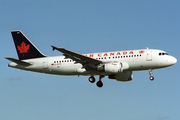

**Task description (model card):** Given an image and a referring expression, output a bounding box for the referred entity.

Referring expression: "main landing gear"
[88,75,105,88]
[149,69,154,81]
[88,76,96,83]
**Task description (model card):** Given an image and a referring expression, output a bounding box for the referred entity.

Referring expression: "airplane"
[5,31,177,88]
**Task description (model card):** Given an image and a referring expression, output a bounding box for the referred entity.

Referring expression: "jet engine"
[108,71,133,82]
[97,62,129,74]
[104,61,121,73]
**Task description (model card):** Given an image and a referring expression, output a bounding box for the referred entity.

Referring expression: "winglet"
[51,45,57,51]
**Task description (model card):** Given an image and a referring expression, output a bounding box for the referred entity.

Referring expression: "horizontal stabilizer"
[5,57,32,66]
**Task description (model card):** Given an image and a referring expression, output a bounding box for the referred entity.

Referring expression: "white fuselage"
[8,49,177,76]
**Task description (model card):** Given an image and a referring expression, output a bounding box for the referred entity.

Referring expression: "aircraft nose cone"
[171,57,177,65]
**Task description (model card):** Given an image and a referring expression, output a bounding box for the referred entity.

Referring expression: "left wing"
[51,46,102,68]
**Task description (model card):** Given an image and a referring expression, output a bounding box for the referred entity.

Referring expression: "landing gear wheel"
[96,81,103,88]
[149,76,154,81]
[88,76,95,83]
[149,69,154,81]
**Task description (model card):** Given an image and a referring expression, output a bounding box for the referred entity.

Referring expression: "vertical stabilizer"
[11,31,46,60]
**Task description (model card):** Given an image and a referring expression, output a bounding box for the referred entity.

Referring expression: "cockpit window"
[159,52,169,56]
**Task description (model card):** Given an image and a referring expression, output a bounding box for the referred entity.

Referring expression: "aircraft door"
[43,58,48,69]
[146,50,152,61]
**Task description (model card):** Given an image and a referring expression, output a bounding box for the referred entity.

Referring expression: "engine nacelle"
[108,71,133,82]
[104,62,121,73]
[97,62,129,74]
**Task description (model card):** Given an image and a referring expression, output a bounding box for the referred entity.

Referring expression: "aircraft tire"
[149,76,154,81]
[89,76,95,83]
[96,81,103,88]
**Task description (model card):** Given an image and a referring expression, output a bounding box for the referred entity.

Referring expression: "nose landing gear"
[149,69,154,81]
[149,76,154,81]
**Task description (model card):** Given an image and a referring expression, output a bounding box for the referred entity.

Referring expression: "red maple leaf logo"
[17,42,30,56]
[139,50,145,54]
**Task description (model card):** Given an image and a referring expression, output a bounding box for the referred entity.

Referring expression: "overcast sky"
[0,0,180,120]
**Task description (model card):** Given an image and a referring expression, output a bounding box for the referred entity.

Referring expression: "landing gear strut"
[96,75,104,88]
[149,69,154,81]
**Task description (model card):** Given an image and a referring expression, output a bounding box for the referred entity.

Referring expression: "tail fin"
[11,31,46,60]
